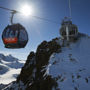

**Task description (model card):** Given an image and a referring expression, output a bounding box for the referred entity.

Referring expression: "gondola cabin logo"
[3,37,18,44]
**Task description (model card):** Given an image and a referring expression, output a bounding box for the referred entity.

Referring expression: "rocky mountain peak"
[3,33,90,90]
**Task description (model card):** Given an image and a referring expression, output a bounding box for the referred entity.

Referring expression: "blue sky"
[0,0,90,60]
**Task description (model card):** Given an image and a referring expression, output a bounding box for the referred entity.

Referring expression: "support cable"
[0,6,60,25]
[68,0,72,19]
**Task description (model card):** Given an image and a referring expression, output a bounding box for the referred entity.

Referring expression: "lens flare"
[20,4,33,16]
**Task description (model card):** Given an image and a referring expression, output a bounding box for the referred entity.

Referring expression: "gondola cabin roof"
[61,17,72,26]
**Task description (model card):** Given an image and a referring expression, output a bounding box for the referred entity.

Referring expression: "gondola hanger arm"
[10,10,18,25]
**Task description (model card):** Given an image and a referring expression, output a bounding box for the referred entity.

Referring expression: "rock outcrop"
[17,38,61,90]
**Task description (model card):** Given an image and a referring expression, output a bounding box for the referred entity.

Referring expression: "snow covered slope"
[2,33,90,90]
[0,54,25,84]
[47,34,90,90]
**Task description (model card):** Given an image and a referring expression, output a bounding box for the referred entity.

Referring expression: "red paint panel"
[3,37,18,44]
